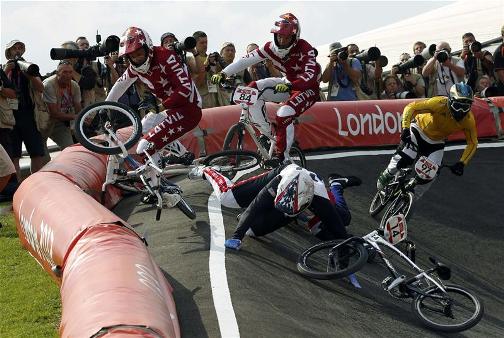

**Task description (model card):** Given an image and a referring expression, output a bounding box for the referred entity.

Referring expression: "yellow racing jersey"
[402,96,478,165]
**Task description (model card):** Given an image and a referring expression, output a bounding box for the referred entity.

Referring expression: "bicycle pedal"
[113,169,127,176]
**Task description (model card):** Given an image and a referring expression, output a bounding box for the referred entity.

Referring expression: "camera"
[209,51,227,68]
[377,55,388,67]
[355,47,381,63]
[50,35,120,61]
[436,50,449,63]
[8,56,40,76]
[469,41,482,53]
[421,43,436,61]
[394,54,424,74]
[172,36,196,55]
[330,47,348,61]
[394,91,416,99]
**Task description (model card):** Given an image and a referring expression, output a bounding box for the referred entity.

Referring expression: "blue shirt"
[328,58,362,101]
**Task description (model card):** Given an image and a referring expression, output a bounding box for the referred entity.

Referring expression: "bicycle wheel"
[297,239,368,280]
[176,196,196,220]
[75,101,142,155]
[202,150,261,172]
[287,145,307,169]
[412,284,484,332]
[222,123,245,151]
[380,191,414,229]
[369,190,388,217]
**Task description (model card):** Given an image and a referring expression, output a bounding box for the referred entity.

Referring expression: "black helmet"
[448,82,474,121]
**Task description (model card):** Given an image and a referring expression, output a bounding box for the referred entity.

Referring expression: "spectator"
[322,42,362,101]
[475,75,491,97]
[413,41,427,56]
[243,43,281,83]
[0,144,16,193]
[391,53,426,98]
[348,43,382,99]
[460,32,494,92]
[217,42,245,105]
[42,60,81,159]
[0,67,17,155]
[160,32,178,49]
[75,36,107,108]
[3,40,46,178]
[191,31,220,108]
[380,75,409,99]
[422,41,465,97]
[102,52,120,94]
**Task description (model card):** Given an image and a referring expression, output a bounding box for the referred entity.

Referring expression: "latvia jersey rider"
[106,27,202,159]
[377,82,478,196]
[212,13,321,161]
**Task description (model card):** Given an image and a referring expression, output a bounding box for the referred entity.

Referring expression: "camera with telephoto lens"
[330,47,348,61]
[469,41,482,54]
[355,47,381,63]
[9,56,40,76]
[172,36,197,55]
[209,51,227,68]
[394,54,425,74]
[394,91,416,99]
[50,35,120,61]
[436,50,449,63]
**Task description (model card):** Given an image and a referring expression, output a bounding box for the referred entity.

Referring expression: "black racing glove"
[450,161,465,176]
[400,127,411,144]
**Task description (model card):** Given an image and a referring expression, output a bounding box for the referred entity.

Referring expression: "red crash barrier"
[14,143,180,337]
[180,97,504,155]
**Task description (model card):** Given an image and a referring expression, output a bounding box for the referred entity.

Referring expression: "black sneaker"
[258,134,271,150]
[328,173,362,188]
[162,151,195,166]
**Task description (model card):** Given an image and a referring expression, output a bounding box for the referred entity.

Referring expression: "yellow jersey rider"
[377,82,477,197]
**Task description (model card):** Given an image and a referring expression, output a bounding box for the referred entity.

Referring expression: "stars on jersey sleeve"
[158,77,169,87]
[291,63,302,72]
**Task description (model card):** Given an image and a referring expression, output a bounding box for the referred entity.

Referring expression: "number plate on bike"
[415,156,438,181]
[383,214,407,245]
[232,86,259,106]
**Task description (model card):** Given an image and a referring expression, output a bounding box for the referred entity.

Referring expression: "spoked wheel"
[203,150,261,173]
[75,101,142,155]
[369,190,389,217]
[297,239,368,280]
[222,123,245,151]
[380,192,414,229]
[176,196,196,220]
[287,145,307,169]
[412,284,484,332]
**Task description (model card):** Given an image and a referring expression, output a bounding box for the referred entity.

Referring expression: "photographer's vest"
[42,75,77,137]
[0,95,15,129]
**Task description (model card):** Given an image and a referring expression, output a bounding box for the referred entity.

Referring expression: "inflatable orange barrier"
[180,97,504,155]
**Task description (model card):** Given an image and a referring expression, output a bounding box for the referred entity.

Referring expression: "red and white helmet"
[119,27,154,74]
[274,164,314,217]
[270,13,301,56]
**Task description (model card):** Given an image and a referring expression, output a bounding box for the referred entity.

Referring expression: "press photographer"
[2,39,47,177]
[350,45,382,99]
[459,32,494,91]
[50,33,119,108]
[422,41,465,97]
[322,42,362,101]
[381,74,415,99]
[391,53,426,98]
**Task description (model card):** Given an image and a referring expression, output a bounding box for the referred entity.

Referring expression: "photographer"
[322,42,362,101]
[391,53,426,98]
[217,42,245,105]
[41,60,81,160]
[460,32,494,92]
[243,43,281,83]
[380,75,415,99]
[2,40,46,178]
[348,43,383,100]
[422,42,465,97]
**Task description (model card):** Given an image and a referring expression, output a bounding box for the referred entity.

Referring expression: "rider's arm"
[401,98,433,129]
[105,68,137,102]
[460,113,478,165]
[309,193,348,240]
[161,57,194,108]
[222,49,266,77]
[290,45,319,91]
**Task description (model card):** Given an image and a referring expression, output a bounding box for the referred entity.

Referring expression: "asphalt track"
[114,143,504,338]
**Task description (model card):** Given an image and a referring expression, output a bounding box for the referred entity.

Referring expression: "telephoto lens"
[436,50,449,63]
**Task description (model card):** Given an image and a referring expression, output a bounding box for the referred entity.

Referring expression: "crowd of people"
[1,16,503,206]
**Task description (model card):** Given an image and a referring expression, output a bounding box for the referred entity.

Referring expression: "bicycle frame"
[235,103,276,160]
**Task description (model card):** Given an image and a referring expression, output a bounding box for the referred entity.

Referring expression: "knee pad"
[276,105,296,118]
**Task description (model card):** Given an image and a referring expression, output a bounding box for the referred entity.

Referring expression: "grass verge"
[0,202,61,338]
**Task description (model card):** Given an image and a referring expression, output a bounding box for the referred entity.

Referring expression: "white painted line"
[208,193,240,338]
[207,167,255,338]
[305,141,504,160]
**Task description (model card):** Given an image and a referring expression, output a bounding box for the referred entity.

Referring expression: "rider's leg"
[413,147,444,200]
[328,183,351,227]
[201,167,242,209]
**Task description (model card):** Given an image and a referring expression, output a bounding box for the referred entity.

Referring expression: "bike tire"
[369,190,388,217]
[297,239,368,280]
[75,101,143,155]
[176,196,197,220]
[222,123,245,151]
[412,284,484,332]
[380,191,414,229]
[114,179,148,194]
[202,150,261,172]
[288,145,307,169]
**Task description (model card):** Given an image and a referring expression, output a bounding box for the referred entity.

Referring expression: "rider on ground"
[211,13,321,163]
[376,82,478,197]
[189,163,361,250]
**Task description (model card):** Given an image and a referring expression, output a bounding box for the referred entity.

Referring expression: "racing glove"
[450,161,465,176]
[274,83,291,93]
[211,72,226,84]
[400,127,411,144]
